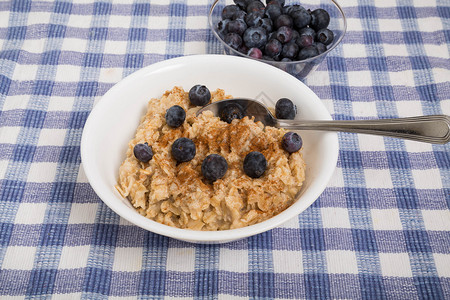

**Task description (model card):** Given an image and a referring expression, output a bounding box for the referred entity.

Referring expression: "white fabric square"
[61,38,88,53]
[185,16,208,29]
[112,247,143,272]
[184,41,207,55]
[441,99,449,114]
[0,126,21,144]
[352,101,377,118]
[342,43,366,58]
[364,169,393,189]
[108,15,132,28]
[59,246,90,269]
[347,71,373,87]
[218,295,248,300]
[411,169,443,189]
[346,18,363,32]
[379,253,413,277]
[404,139,433,153]
[2,246,37,270]
[37,128,67,146]
[383,44,409,57]
[433,254,450,277]
[27,11,51,26]
[273,250,303,274]
[321,207,351,229]
[1,95,30,111]
[371,209,403,230]
[14,203,47,225]
[52,293,83,300]
[98,67,125,83]
[68,203,98,224]
[147,16,169,30]
[431,66,449,83]
[326,250,358,274]
[27,162,57,183]
[417,17,443,32]
[12,63,39,81]
[327,167,345,188]
[219,249,248,273]
[413,0,436,6]
[145,41,167,55]
[421,210,450,231]
[0,160,8,180]
[389,71,416,88]
[55,64,82,82]
[104,40,128,55]
[358,134,385,152]
[21,39,46,54]
[278,215,300,229]
[378,19,402,32]
[166,247,196,272]
[395,101,424,117]
[47,96,75,112]
[67,14,92,28]
[76,164,89,183]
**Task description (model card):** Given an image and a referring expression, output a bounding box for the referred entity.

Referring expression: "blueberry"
[217,19,231,38]
[297,45,319,60]
[232,10,247,20]
[295,34,313,49]
[189,85,211,106]
[134,143,153,163]
[201,154,228,182]
[281,42,299,59]
[284,4,302,16]
[247,47,263,58]
[265,38,282,57]
[282,132,303,153]
[299,27,316,39]
[224,32,243,50]
[274,14,293,29]
[243,26,267,49]
[171,137,196,163]
[244,11,264,27]
[222,5,241,20]
[165,105,186,128]
[243,151,267,178]
[291,7,311,29]
[259,18,273,33]
[220,103,245,123]
[290,28,300,42]
[226,19,247,36]
[275,26,293,43]
[313,42,327,54]
[246,0,265,13]
[264,1,282,20]
[310,8,330,30]
[267,0,285,6]
[238,43,249,54]
[234,0,250,10]
[275,98,296,119]
[316,28,334,45]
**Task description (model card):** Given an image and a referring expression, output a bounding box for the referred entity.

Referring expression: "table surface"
[0,0,449,299]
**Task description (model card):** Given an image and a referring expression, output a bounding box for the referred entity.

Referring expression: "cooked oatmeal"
[116,86,306,230]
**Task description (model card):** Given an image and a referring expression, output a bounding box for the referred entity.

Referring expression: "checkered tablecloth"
[0,0,449,298]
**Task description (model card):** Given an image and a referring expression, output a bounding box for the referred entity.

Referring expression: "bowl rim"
[208,0,347,65]
[81,54,339,243]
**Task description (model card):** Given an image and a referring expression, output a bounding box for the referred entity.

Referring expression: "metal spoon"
[197,98,450,144]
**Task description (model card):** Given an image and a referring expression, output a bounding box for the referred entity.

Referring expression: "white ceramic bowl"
[81,54,338,243]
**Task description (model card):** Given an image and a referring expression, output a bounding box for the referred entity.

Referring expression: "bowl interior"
[81,55,338,243]
[208,0,347,79]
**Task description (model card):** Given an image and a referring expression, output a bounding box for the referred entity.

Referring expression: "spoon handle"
[277,115,450,144]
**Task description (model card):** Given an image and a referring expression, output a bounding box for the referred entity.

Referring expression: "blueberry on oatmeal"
[189,85,211,106]
[243,151,267,178]
[275,98,296,119]
[282,131,303,153]
[134,143,153,163]
[165,105,186,128]
[202,154,228,182]
[220,103,245,124]
[172,137,196,162]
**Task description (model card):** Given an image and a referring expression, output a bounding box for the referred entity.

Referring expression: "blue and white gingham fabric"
[0,0,449,298]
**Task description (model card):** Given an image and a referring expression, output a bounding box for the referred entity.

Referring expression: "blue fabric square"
[386,151,411,169]
[249,272,275,299]
[300,228,326,251]
[40,223,67,246]
[274,274,305,299]
[11,0,31,12]
[91,223,119,247]
[48,24,66,38]
[434,151,449,169]
[132,3,150,16]
[33,80,54,96]
[12,144,36,162]
[359,5,377,19]
[331,85,351,101]
[358,274,386,300]
[0,222,14,246]
[404,230,432,253]
[345,187,369,209]
[304,273,330,300]
[368,56,388,72]
[129,28,147,41]
[372,85,394,100]
[109,271,140,296]
[339,150,363,169]
[170,3,187,17]
[168,29,186,43]
[416,84,438,102]
[0,50,21,62]
[248,231,273,250]
[352,229,378,252]
[409,55,429,70]
[394,187,419,209]
[397,6,416,19]
[93,2,112,15]
[53,1,72,14]
[124,54,144,69]
[327,56,347,72]
[58,146,80,164]
[24,110,46,128]
[68,111,89,129]
[139,270,166,296]
[364,31,382,45]
[0,270,31,296]
[76,81,98,97]
[9,224,41,247]
[83,267,112,295]
[53,269,84,294]
[0,74,12,95]
[50,181,76,203]
[194,270,218,298]
[404,31,423,44]
[83,53,103,68]
[89,27,108,40]
[7,26,27,40]
[26,269,58,296]
[42,51,61,65]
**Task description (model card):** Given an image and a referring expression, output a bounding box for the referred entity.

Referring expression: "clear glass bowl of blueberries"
[208,0,347,80]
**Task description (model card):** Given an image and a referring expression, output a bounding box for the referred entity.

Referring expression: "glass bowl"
[208,0,347,80]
